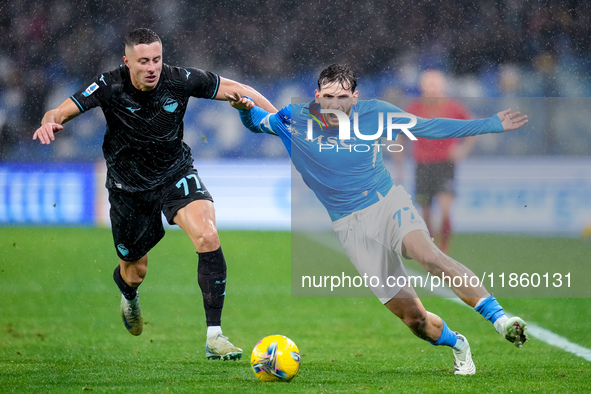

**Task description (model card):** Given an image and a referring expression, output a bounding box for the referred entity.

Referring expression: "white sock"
[474,293,491,309]
[452,334,466,351]
[207,325,222,338]
[494,315,509,335]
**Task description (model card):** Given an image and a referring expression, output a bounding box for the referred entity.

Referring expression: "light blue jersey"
[239,99,503,221]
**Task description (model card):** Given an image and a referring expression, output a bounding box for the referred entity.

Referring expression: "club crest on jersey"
[163,98,178,113]
[306,108,328,131]
[117,243,129,257]
[82,82,99,97]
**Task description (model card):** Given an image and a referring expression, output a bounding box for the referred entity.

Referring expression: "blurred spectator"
[394,70,474,253]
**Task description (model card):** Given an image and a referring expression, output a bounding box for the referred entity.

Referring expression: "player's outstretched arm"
[215,77,277,113]
[33,98,81,145]
[496,109,528,131]
[405,107,529,140]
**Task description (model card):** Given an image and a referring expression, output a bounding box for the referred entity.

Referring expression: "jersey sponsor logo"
[82,82,99,97]
[286,124,297,136]
[163,98,178,113]
[126,106,141,113]
[183,68,191,80]
[287,120,302,136]
[117,243,129,257]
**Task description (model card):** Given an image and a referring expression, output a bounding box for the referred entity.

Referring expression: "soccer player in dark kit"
[33,28,276,360]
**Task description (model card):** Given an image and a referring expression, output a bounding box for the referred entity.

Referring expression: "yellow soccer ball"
[250,335,300,382]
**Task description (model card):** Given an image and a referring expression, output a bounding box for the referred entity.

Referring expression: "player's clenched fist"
[33,122,63,145]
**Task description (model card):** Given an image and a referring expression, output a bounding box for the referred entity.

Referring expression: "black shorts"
[415,161,455,206]
[108,168,213,261]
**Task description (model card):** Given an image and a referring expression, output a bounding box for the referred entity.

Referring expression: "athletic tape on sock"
[474,295,505,324]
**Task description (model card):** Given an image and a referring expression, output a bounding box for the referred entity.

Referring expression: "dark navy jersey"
[71,64,220,191]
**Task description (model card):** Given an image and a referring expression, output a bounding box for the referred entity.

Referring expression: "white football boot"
[453,334,476,375]
[205,333,243,360]
[120,293,143,336]
[501,316,528,348]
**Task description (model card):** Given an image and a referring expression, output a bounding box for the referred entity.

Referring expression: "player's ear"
[352,90,359,104]
[123,56,129,68]
[314,89,320,103]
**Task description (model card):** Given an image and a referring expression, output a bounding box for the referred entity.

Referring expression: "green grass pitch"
[1,228,590,392]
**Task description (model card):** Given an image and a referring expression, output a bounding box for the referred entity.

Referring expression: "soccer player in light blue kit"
[227,64,529,375]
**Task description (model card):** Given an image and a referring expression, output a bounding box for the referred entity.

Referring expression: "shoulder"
[165,64,218,80]
[355,99,378,112]
[260,104,291,133]
[359,99,402,113]
[104,65,129,93]
[160,64,182,80]
[99,65,126,84]
[166,65,219,97]
[159,64,199,81]
[83,65,125,100]
[277,104,292,121]
[291,101,324,125]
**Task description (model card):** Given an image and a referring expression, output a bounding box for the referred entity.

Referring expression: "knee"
[127,276,144,288]
[195,229,220,252]
[121,260,147,287]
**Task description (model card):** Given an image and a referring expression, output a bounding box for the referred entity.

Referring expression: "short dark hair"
[317,64,357,93]
[124,28,161,48]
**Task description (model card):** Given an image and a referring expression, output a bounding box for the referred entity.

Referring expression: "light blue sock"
[429,320,458,348]
[474,294,506,324]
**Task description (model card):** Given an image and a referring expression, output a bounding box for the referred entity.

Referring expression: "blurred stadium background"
[2,3,591,391]
[0,0,590,234]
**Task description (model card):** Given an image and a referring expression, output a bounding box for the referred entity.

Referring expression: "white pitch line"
[301,232,591,362]
[445,295,591,362]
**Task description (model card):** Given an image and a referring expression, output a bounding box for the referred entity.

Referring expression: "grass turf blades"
[1,228,590,392]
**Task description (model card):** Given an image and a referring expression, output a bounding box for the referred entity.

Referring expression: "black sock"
[113,265,138,300]
[197,247,227,326]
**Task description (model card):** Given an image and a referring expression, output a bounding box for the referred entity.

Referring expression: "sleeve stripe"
[261,114,279,136]
[70,96,85,113]
[210,75,220,99]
